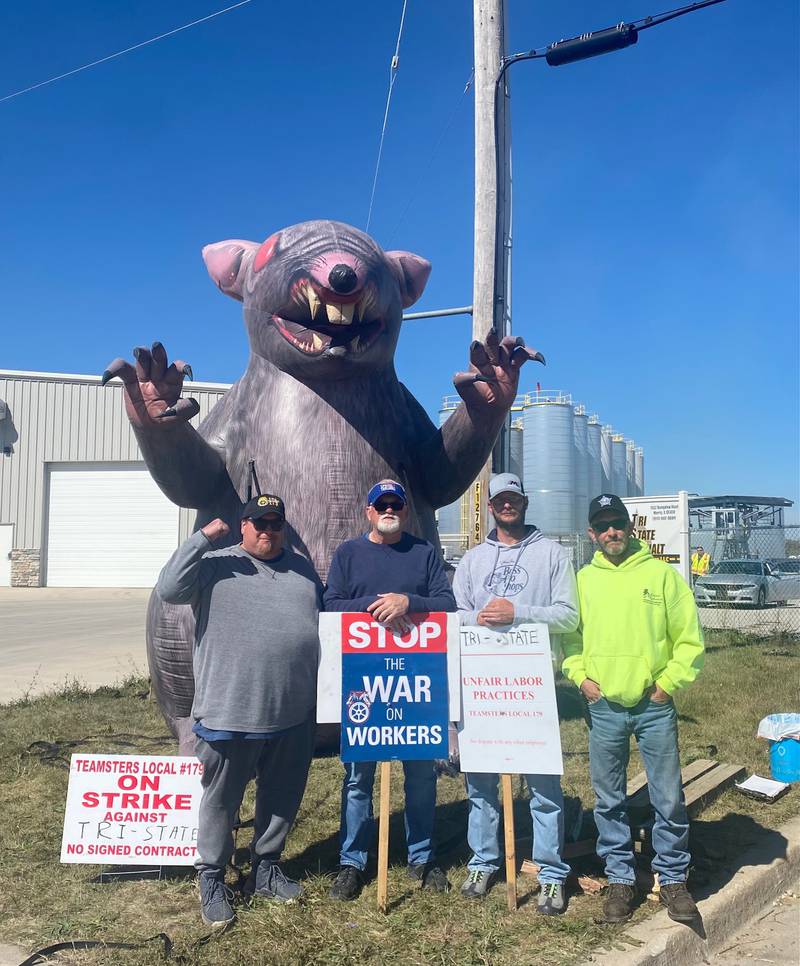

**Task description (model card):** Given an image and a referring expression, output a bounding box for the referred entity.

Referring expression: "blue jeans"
[465,772,570,884]
[587,695,690,885]
[339,760,436,870]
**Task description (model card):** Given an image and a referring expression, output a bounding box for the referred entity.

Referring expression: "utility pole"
[471,0,511,547]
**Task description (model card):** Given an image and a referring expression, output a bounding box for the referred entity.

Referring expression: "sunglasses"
[591,518,629,534]
[490,494,525,507]
[249,517,284,532]
[373,500,405,513]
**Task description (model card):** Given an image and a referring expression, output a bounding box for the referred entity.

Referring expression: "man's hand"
[580,678,603,703]
[367,593,411,634]
[201,519,230,543]
[477,597,515,626]
[650,684,671,703]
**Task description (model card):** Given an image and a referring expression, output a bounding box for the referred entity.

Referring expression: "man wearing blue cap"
[324,479,457,900]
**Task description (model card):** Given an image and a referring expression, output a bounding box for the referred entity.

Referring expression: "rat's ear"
[384,251,431,308]
[202,240,259,302]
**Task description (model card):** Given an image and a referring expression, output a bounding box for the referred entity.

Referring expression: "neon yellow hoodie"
[562,541,704,707]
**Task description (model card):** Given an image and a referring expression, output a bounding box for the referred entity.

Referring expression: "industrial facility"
[437,389,645,556]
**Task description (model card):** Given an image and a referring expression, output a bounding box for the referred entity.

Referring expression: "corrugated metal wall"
[0,371,229,550]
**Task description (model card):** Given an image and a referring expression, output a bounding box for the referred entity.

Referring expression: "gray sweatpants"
[194,716,315,874]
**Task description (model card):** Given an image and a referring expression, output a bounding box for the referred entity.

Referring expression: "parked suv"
[694,559,800,608]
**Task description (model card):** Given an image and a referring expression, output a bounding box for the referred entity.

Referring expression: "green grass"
[0,635,797,965]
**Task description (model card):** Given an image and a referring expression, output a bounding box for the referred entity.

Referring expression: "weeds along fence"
[441,525,800,639]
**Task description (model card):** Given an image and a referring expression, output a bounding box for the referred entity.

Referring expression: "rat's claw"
[511,345,546,368]
[101,358,137,387]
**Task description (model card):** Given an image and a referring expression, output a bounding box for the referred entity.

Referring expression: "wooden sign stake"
[377,760,392,913]
[501,773,517,911]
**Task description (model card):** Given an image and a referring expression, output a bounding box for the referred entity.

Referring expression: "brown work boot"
[659,882,698,922]
[603,882,637,923]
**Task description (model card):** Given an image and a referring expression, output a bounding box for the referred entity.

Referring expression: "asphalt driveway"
[0,588,151,704]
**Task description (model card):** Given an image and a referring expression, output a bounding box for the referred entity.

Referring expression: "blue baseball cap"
[367,481,407,506]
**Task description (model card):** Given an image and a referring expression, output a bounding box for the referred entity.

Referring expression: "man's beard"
[376,517,402,535]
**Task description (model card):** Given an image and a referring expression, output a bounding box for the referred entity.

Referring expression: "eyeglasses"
[591,518,629,534]
[373,500,405,513]
[249,517,284,532]
[490,494,525,508]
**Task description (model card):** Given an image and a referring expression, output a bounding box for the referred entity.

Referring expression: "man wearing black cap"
[324,479,456,900]
[562,494,704,926]
[156,494,322,927]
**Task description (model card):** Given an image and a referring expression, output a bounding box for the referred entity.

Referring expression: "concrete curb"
[584,812,800,965]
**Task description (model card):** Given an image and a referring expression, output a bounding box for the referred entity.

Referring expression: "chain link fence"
[441,525,800,641]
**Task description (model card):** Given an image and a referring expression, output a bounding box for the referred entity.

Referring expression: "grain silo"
[586,416,603,506]
[573,407,589,533]
[510,419,524,480]
[611,435,627,496]
[601,426,614,493]
[635,447,645,496]
[626,440,636,497]
[522,391,575,535]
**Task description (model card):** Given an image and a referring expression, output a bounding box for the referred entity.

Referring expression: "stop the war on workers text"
[340,613,449,762]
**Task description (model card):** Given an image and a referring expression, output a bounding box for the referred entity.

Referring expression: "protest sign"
[61,754,203,865]
[338,612,449,762]
[623,491,690,581]
[457,622,563,775]
[317,611,461,723]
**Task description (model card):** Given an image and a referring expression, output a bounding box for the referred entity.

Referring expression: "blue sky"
[1,0,798,516]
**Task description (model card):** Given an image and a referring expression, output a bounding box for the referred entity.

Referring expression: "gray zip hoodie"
[452,526,579,645]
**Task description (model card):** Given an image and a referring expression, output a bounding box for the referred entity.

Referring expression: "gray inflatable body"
[103,220,543,752]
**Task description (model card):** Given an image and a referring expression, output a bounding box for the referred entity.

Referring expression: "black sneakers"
[407,863,451,892]
[602,882,637,923]
[330,865,364,901]
[659,882,698,922]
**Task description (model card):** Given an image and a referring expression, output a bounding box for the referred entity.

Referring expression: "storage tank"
[522,392,575,535]
[611,435,627,496]
[510,420,524,480]
[635,447,645,496]
[601,426,614,493]
[586,416,603,508]
[573,407,589,533]
[626,440,636,497]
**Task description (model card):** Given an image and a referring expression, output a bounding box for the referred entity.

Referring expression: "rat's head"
[202,220,430,380]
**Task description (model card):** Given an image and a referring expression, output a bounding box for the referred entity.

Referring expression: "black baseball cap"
[242,494,285,520]
[588,493,630,525]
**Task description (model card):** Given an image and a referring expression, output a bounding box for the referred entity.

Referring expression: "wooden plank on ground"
[627,759,718,808]
[684,763,746,815]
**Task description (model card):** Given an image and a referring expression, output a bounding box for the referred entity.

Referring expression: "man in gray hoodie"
[453,473,579,914]
[156,493,322,927]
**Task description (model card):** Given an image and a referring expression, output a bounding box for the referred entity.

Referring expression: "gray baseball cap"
[489,473,525,499]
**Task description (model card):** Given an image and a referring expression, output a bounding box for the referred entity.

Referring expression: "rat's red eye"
[254,233,280,273]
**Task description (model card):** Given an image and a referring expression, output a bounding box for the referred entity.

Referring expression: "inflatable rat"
[103,220,543,752]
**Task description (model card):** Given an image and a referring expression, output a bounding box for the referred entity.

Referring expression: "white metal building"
[0,370,229,587]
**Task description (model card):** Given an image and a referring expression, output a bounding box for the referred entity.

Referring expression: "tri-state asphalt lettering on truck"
[340,613,449,762]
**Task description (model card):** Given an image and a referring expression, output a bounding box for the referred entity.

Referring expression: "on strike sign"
[61,754,203,865]
[340,613,448,762]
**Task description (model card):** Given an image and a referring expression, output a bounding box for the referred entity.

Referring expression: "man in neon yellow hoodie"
[562,494,704,925]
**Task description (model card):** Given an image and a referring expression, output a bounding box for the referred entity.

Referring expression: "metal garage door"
[46,463,181,587]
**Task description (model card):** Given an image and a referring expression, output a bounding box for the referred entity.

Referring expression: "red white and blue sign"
[340,613,449,762]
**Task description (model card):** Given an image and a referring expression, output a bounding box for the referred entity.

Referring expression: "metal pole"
[472,0,511,545]
[402,305,473,321]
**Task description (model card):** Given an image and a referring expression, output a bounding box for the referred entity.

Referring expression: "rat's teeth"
[306,284,321,320]
[311,332,324,352]
[326,302,354,325]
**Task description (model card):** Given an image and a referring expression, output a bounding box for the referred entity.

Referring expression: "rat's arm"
[102,342,233,508]
[404,329,544,509]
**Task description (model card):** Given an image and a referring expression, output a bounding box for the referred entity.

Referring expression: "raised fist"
[201,519,230,542]
[102,342,198,429]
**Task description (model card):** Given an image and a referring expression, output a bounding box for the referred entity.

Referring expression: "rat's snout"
[328,264,358,294]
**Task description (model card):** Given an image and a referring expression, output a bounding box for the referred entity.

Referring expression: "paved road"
[0,588,150,703]
[710,881,799,964]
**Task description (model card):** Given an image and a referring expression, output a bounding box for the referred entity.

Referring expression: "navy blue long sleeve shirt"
[323,532,456,613]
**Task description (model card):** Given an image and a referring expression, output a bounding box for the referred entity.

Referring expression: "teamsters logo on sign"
[340,613,449,762]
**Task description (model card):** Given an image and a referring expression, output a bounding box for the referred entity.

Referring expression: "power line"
[0,0,256,105]
[365,0,409,234]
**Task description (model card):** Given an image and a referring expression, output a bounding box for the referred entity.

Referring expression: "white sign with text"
[61,754,203,865]
[457,622,563,775]
[623,491,690,582]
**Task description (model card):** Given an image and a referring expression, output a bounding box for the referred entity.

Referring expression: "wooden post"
[501,773,517,911]
[376,760,392,913]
